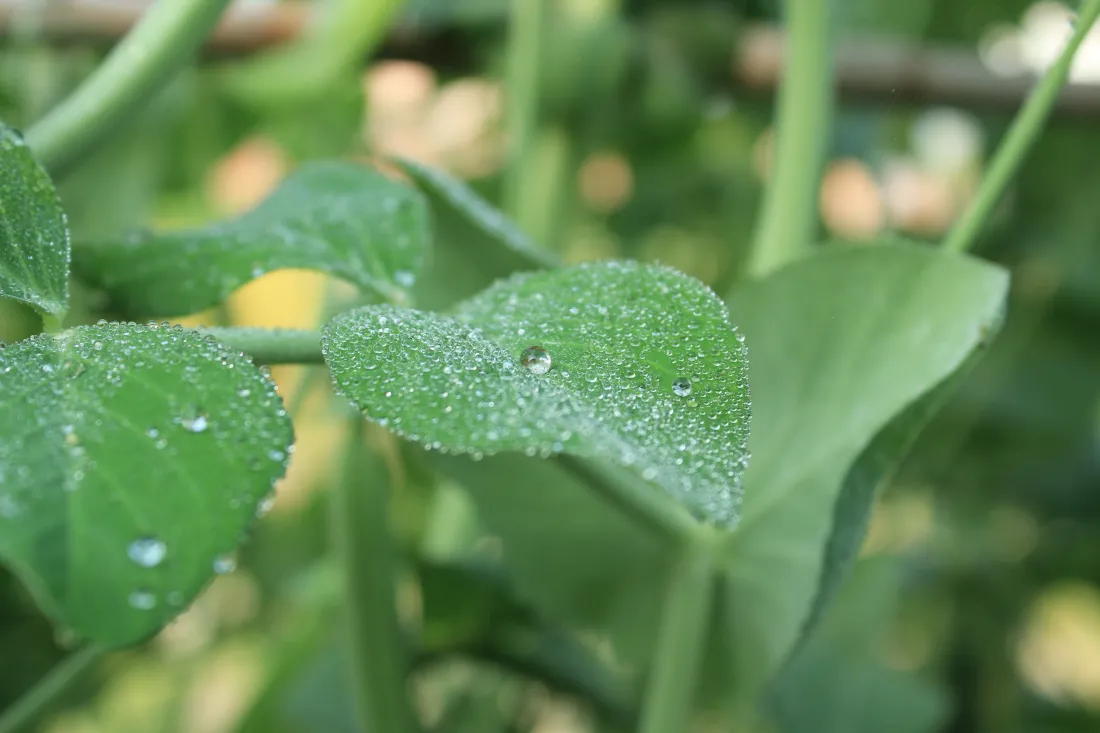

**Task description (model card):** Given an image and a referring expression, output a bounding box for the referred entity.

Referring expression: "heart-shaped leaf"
[0,125,70,319]
[720,243,1008,700]
[323,261,750,526]
[72,162,429,317]
[0,323,294,646]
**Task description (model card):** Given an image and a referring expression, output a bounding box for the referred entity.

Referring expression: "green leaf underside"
[324,261,750,526]
[72,162,429,317]
[798,360,979,645]
[392,157,561,270]
[721,243,1009,699]
[0,323,294,646]
[0,125,70,317]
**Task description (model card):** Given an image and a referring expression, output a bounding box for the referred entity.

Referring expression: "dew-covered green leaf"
[719,244,1008,700]
[72,162,429,317]
[324,261,750,526]
[0,323,294,646]
[0,125,70,318]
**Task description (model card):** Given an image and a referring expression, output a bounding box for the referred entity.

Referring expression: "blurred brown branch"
[0,0,308,54]
[3,1,1100,118]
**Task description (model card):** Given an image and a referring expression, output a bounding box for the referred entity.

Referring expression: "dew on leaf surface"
[323,261,751,526]
[520,345,552,375]
[127,537,167,568]
[128,590,156,610]
[213,553,237,575]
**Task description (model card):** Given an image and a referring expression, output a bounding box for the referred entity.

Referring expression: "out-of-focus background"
[3,1,1100,731]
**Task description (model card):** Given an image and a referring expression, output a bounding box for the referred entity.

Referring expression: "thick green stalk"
[0,645,103,733]
[198,327,323,364]
[746,0,834,279]
[638,536,716,733]
[502,0,545,223]
[942,0,1100,253]
[332,418,419,733]
[26,0,232,173]
[222,0,406,104]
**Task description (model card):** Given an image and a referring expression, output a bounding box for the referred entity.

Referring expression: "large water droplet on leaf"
[520,345,552,375]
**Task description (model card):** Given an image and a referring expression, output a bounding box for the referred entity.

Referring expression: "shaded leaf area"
[798,352,984,644]
[720,243,1008,700]
[73,162,429,317]
[0,124,70,318]
[0,323,294,646]
[434,451,671,669]
[767,558,948,733]
[324,261,750,525]
[393,158,562,311]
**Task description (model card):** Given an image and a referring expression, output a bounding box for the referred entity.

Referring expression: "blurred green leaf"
[395,158,560,268]
[0,124,69,319]
[394,159,561,310]
[768,558,948,733]
[73,162,428,317]
[323,261,750,526]
[0,323,293,646]
[436,451,667,669]
[801,356,982,639]
[720,243,1008,700]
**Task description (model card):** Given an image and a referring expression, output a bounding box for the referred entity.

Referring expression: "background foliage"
[2,0,1100,732]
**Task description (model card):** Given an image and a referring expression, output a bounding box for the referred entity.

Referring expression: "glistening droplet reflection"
[128,589,157,610]
[520,346,552,375]
[127,537,167,568]
[672,377,693,397]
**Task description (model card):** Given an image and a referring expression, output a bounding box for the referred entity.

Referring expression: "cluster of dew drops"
[0,319,295,612]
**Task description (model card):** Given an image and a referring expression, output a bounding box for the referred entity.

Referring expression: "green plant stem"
[222,0,405,104]
[942,0,1100,254]
[556,455,699,539]
[638,536,715,733]
[502,0,545,223]
[198,327,323,364]
[40,313,63,334]
[746,0,834,279]
[25,0,233,174]
[0,645,103,733]
[332,417,419,733]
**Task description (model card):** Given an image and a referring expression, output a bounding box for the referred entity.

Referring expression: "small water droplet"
[520,346,552,375]
[127,537,167,568]
[180,414,208,433]
[213,554,237,575]
[128,589,157,610]
[257,494,275,517]
[672,377,693,397]
[394,270,416,288]
[92,341,103,351]
[268,449,285,462]
[0,495,19,518]
[237,388,251,398]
